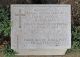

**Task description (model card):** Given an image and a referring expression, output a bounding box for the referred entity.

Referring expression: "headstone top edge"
[11,4,71,7]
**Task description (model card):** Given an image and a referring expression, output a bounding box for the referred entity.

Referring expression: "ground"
[0,49,80,57]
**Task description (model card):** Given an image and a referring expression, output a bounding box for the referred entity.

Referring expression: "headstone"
[11,4,71,55]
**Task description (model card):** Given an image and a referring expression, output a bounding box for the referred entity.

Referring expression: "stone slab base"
[15,49,67,55]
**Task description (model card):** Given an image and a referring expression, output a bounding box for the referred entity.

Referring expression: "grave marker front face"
[11,4,71,55]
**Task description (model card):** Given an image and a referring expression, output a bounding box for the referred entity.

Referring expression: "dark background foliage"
[0,6,10,45]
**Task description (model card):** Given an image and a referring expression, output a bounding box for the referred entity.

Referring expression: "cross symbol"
[15,9,25,28]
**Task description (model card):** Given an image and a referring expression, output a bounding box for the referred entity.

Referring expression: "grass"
[0,44,16,57]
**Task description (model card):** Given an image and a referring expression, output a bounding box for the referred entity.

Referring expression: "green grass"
[2,44,16,57]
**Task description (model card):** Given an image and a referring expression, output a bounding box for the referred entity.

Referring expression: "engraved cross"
[15,9,25,28]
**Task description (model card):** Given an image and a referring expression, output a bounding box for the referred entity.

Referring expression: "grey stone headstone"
[11,4,71,55]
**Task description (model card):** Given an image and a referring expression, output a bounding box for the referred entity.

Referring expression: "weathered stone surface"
[11,4,71,55]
